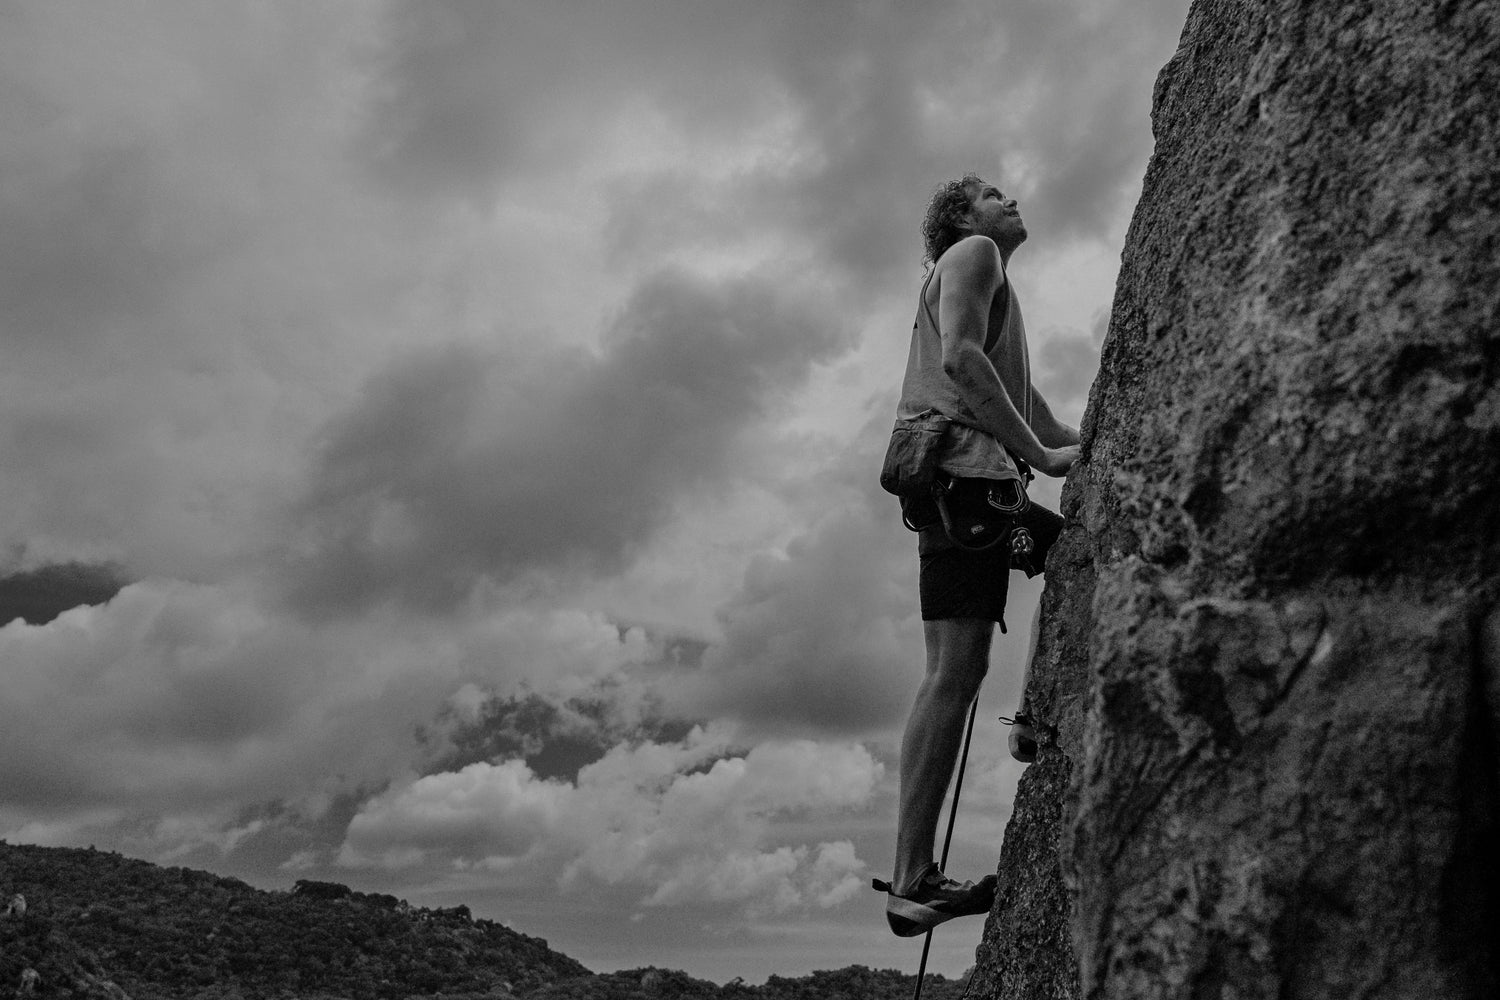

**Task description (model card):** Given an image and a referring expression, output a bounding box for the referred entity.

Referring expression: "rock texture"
[971,0,1500,997]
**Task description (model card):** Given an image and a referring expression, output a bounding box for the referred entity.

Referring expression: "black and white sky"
[0,0,1191,983]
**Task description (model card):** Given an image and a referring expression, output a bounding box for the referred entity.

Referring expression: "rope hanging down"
[911,695,980,1000]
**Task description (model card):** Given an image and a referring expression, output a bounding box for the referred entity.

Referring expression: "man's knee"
[924,618,993,691]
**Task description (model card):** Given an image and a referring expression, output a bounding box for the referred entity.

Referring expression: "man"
[879,175,1081,937]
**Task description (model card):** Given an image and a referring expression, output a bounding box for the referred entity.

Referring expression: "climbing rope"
[911,695,980,1000]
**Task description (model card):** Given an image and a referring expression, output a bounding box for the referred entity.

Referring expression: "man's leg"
[893,616,994,893]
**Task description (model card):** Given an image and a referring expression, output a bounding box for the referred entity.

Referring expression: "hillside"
[0,842,967,999]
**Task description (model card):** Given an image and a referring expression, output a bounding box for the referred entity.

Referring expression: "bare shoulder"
[933,235,1004,299]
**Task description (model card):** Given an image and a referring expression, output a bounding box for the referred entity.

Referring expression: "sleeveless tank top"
[895,258,1032,483]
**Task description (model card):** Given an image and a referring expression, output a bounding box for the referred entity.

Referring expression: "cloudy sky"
[0,0,1190,984]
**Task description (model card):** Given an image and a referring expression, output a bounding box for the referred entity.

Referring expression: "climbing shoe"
[872,863,997,937]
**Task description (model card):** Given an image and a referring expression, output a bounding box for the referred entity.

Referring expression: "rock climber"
[877,174,1080,936]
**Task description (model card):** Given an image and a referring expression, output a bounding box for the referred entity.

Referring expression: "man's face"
[961,182,1027,251]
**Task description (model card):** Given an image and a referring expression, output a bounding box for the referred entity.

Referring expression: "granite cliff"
[970,1,1499,996]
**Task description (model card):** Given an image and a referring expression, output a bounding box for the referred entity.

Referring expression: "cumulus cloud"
[0,577,676,861]
[338,729,880,917]
[640,840,864,915]
[0,580,397,825]
[341,759,569,869]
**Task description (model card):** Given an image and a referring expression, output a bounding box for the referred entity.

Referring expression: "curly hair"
[921,174,984,267]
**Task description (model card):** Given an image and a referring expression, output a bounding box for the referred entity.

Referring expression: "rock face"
[971,1,1500,997]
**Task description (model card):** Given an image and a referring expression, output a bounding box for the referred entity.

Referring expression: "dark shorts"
[918,501,1064,627]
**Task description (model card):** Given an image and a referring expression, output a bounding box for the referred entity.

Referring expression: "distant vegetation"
[0,843,968,999]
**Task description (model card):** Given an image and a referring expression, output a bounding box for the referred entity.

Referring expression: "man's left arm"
[1029,386,1080,448]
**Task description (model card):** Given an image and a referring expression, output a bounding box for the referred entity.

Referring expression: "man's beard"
[986,221,1027,256]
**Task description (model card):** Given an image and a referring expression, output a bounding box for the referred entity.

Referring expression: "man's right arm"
[936,238,1077,477]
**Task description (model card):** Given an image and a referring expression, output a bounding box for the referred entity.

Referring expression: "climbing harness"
[900,474,1036,559]
[932,476,1028,552]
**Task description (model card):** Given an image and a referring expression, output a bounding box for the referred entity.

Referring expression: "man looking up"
[879,175,1080,936]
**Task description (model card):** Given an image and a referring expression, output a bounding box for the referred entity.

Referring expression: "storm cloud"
[288,266,850,612]
[0,0,1191,983]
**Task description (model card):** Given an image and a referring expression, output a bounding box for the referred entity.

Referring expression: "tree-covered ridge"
[0,841,583,998]
[525,965,970,1000]
[0,843,968,999]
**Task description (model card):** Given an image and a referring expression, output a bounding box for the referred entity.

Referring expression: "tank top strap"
[916,266,938,331]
